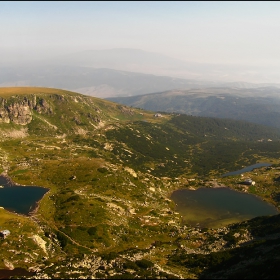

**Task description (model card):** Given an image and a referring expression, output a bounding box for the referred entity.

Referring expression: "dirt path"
[30,214,97,253]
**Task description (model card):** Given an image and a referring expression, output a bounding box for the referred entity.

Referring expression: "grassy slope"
[0,87,78,97]
[0,87,280,278]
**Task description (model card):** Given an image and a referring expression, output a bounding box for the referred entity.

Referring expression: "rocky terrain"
[0,87,280,279]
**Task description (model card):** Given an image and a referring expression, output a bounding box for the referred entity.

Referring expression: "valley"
[0,87,280,278]
[108,87,280,129]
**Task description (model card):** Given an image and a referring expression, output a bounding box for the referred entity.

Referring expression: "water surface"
[171,187,278,228]
[0,175,48,215]
[222,162,271,177]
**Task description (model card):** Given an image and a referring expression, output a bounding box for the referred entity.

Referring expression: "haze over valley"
[2,48,280,99]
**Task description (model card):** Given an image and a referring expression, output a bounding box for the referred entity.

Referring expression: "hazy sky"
[1,1,280,67]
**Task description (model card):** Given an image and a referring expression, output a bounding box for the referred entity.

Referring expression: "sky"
[1,1,280,80]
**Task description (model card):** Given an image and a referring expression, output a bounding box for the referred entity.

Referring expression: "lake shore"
[170,185,279,228]
[28,189,50,216]
[0,174,49,216]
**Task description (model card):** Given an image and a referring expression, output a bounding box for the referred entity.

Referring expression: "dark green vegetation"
[107,87,280,129]
[169,215,280,279]
[106,114,280,177]
[0,87,280,278]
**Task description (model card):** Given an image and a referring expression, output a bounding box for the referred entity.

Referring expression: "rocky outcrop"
[0,107,10,123]
[118,105,134,116]
[34,98,53,114]
[0,96,53,125]
[7,101,32,125]
[3,259,14,270]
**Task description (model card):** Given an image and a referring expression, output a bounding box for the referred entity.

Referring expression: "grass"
[0,87,79,97]
[1,87,280,278]
[0,208,48,269]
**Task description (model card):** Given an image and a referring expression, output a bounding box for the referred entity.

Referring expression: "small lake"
[171,187,278,228]
[0,175,48,215]
[222,162,271,177]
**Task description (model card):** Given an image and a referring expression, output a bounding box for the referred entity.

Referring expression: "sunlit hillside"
[0,87,280,279]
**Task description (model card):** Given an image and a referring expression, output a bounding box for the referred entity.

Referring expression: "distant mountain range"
[0,65,217,98]
[1,48,280,98]
[52,48,280,84]
[107,87,280,129]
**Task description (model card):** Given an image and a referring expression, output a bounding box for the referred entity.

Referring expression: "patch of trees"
[169,114,280,141]
[168,214,280,278]
[244,214,280,237]
[65,195,80,203]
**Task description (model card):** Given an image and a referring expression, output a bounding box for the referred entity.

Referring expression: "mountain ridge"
[107,87,280,129]
[2,48,280,99]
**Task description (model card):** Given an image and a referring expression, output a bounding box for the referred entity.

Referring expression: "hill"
[0,65,216,98]
[0,87,280,278]
[49,48,280,84]
[107,87,280,129]
[3,49,280,100]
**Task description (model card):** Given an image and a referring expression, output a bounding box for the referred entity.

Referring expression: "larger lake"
[171,187,278,228]
[0,175,48,215]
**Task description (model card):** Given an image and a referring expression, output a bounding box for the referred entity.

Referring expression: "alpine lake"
[0,175,48,215]
[171,163,279,228]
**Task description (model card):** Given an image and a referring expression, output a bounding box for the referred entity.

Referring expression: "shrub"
[56,232,68,248]
[87,227,97,236]
[135,259,154,269]
[97,167,108,173]
[65,195,80,203]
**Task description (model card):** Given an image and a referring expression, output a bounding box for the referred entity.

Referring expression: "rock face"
[0,98,10,123]
[3,259,14,270]
[7,101,32,125]
[0,96,52,125]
